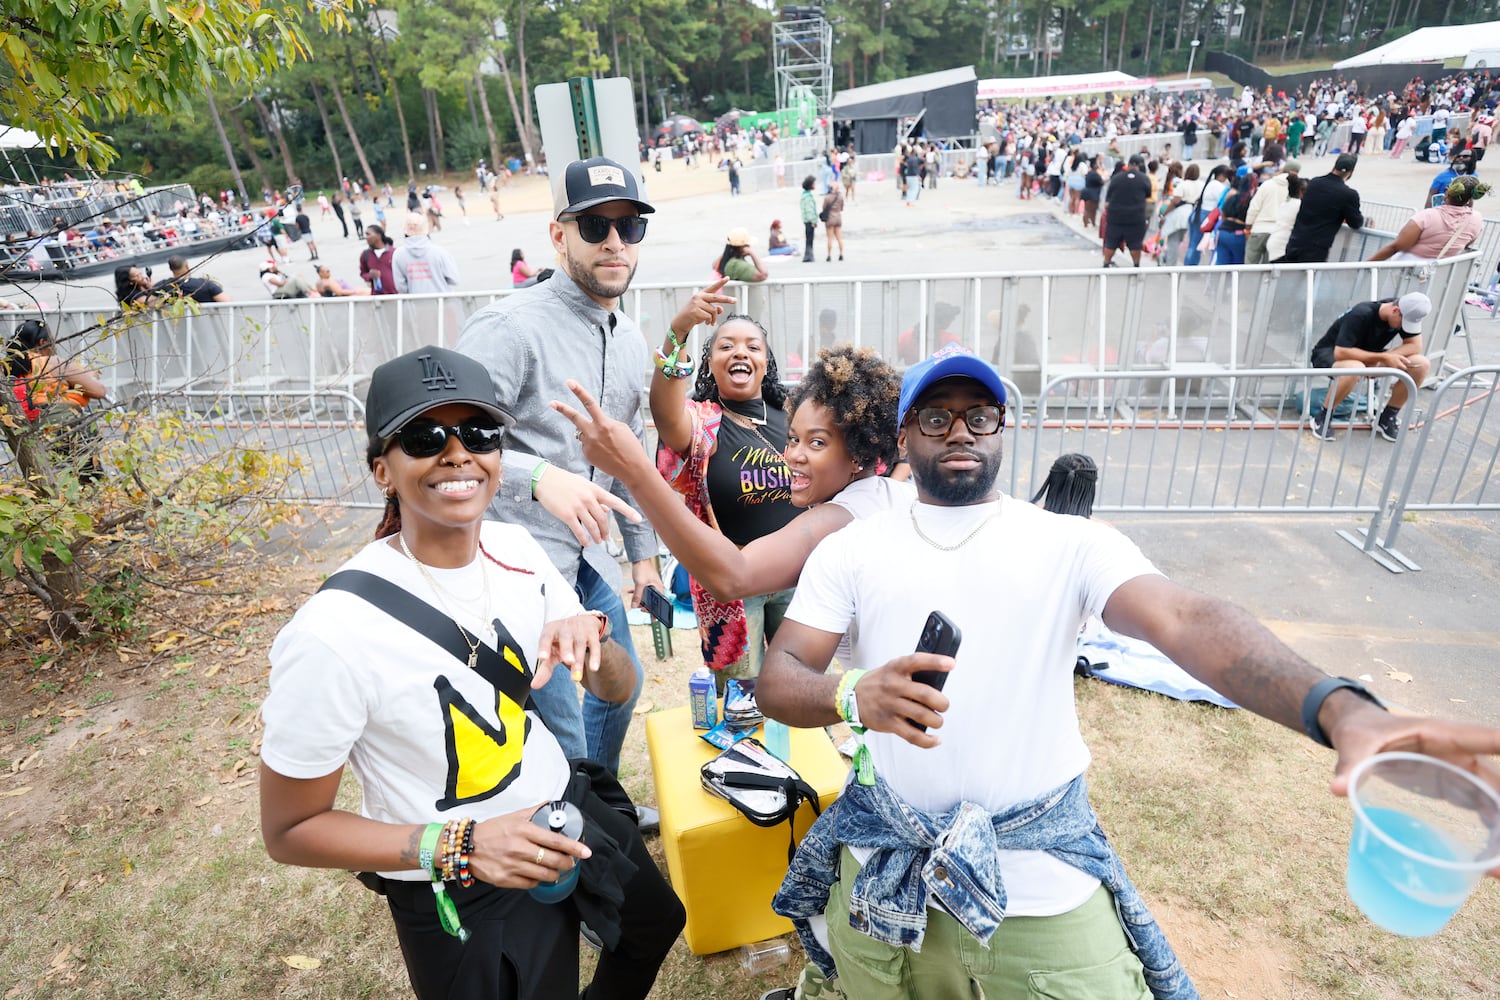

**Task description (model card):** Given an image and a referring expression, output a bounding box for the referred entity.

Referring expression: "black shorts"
[1104,219,1146,251]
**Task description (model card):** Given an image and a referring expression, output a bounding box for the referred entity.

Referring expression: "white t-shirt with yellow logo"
[262,521,574,880]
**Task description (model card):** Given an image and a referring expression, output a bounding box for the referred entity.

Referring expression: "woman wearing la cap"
[713,228,768,282]
[259,345,684,1000]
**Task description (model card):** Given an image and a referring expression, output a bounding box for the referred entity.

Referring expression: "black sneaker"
[1306,409,1337,441]
[758,991,794,1000]
[1376,410,1401,442]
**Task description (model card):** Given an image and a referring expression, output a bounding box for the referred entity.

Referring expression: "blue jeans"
[530,559,644,775]
[1182,210,1206,266]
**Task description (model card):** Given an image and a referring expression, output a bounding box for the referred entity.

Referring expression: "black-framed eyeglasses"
[384,417,503,458]
[908,404,1006,437]
[565,213,649,245]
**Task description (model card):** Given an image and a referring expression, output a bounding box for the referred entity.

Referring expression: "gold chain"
[398,534,493,668]
[722,398,785,458]
[908,502,1002,552]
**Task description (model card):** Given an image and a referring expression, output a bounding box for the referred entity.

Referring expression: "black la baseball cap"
[555,156,655,218]
[365,346,513,453]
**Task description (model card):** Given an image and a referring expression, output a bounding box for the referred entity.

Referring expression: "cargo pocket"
[1025,946,1151,1000]
[825,862,908,988]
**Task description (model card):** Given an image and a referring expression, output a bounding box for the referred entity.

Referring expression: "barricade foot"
[1337,527,1422,574]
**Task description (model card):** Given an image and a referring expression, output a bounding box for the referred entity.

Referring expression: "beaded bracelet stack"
[654,331,695,380]
[420,818,477,942]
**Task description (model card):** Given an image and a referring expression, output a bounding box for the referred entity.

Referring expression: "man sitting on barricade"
[1305,292,1431,443]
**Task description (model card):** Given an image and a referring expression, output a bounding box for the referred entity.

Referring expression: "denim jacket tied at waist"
[771,771,1199,1000]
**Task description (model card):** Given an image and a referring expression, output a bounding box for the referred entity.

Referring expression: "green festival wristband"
[529,460,548,500]
[418,822,443,878]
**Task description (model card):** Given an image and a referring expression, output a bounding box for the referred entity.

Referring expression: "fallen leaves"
[1,786,32,798]
[282,954,321,970]
[1387,670,1413,683]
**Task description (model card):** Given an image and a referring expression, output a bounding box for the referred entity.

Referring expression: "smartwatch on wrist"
[1300,676,1385,748]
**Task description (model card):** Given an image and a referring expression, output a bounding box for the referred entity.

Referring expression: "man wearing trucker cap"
[1305,291,1431,442]
[456,157,733,816]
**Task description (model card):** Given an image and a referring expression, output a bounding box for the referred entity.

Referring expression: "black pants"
[803,222,815,260]
[383,789,683,1000]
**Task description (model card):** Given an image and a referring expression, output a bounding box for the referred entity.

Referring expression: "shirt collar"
[547,263,621,333]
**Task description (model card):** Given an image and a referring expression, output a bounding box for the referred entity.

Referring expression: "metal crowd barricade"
[1357,364,1500,570]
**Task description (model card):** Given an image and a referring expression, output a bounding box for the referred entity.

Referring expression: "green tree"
[0,0,347,167]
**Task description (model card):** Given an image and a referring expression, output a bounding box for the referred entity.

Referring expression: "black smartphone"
[641,585,674,629]
[910,611,960,732]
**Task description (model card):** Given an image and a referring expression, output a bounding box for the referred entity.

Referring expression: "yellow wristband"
[834,669,868,725]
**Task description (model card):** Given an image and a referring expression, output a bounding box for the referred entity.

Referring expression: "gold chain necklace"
[398,534,493,668]
[908,501,1002,552]
[722,398,784,458]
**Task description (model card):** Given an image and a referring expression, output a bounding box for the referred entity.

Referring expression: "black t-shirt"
[154,275,224,302]
[1310,299,1412,365]
[704,401,799,547]
[1104,169,1151,223]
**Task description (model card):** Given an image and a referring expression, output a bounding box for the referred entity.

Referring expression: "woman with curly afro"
[553,344,909,604]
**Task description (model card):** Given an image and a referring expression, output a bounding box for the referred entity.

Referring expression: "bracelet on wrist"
[834,669,868,726]
[1300,676,1385,748]
[585,609,610,640]
[529,459,548,500]
[418,822,444,878]
[655,330,695,380]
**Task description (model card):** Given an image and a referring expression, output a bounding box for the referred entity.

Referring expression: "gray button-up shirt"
[455,267,658,587]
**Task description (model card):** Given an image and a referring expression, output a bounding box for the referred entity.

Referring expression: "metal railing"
[5,253,1476,408]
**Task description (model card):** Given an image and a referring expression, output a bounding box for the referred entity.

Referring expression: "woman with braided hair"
[650,308,800,689]
[1370,173,1488,262]
[1031,452,1099,517]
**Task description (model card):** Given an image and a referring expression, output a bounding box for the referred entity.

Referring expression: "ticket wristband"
[834,670,875,786]
[529,459,550,501]
[418,822,444,877]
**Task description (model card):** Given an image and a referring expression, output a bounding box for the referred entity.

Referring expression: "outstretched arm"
[1103,574,1500,803]
[552,380,855,600]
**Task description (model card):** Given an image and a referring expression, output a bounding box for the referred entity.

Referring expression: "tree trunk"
[252,93,298,187]
[474,72,504,181]
[515,9,538,163]
[1143,1,1155,71]
[1312,0,1329,53]
[639,48,652,141]
[1283,0,1298,61]
[375,36,417,181]
[1296,0,1315,59]
[1253,0,1266,60]
[1117,7,1128,69]
[329,81,378,191]
[0,400,89,641]
[227,104,271,197]
[491,35,537,168]
[1177,0,1188,48]
[205,92,249,206]
[422,87,444,175]
[310,81,346,188]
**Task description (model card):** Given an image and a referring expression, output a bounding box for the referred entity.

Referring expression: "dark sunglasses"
[384,417,503,458]
[908,404,1006,437]
[565,213,649,245]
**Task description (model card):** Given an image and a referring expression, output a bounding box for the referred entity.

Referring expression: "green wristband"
[529,460,548,500]
[418,822,444,878]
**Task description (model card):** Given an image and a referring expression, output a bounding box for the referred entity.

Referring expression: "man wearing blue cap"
[758,346,1500,999]
[456,157,732,811]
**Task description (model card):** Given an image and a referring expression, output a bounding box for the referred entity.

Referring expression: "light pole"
[1186,38,1201,80]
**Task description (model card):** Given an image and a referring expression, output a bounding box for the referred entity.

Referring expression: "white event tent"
[1333,21,1500,69]
[977,71,1150,100]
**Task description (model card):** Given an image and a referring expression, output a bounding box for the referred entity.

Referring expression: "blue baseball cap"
[898,345,1007,426]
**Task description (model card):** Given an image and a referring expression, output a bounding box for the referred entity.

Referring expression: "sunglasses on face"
[384,417,503,458]
[565,213,649,245]
[908,404,1006,437]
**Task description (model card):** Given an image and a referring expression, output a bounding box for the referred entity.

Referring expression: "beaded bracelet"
[457,819,476,888]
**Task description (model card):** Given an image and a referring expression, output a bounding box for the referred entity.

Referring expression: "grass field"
[1,528,1496,999]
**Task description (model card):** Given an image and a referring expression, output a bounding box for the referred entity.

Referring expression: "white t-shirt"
[827,474,917,520]
[787,495,1161,915]
[262,521,576,880]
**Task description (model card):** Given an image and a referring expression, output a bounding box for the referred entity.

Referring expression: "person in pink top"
[1370,175,1487,262]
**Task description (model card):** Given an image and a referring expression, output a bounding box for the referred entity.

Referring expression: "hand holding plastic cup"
[1346,752,1500,937]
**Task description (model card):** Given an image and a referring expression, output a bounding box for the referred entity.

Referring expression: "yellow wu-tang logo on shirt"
[434,619,533,811]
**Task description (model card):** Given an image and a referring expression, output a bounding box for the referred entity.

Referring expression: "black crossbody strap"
[320,569,536,712]
[721,770,822,863]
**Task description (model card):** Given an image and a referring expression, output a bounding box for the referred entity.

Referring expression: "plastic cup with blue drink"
[1346,752,1500,937]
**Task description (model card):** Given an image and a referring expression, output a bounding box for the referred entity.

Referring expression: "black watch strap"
[1301,676,1385,748]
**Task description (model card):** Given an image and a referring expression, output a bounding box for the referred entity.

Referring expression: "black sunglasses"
[908,404,1006,437]
[384,417,503,458]
[565,213,649,245]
